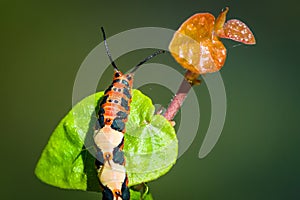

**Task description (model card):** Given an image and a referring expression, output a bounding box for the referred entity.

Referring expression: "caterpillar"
[93,27,164,200]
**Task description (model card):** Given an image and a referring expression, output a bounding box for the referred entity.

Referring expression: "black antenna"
[101,27,118,71]
[130,50,165,73]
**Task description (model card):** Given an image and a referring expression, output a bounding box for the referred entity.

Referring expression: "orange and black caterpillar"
[94,27,164,200]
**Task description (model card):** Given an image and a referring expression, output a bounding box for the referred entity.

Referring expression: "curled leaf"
[169,12,226,74]
[217,19,256,44]
[169,7,255,75]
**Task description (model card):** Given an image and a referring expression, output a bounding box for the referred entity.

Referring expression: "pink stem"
[164,71,199,121]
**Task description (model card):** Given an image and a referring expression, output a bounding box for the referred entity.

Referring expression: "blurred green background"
[1,0,299,199]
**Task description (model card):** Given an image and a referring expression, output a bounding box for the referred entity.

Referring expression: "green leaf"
[35,92,103,191]
[130,183,154,200]
[35,89,178,193]
[130,190,154,200]
[125,92,178,185]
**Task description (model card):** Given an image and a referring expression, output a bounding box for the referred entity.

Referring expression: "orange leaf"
[169,13,226,74]
[217,19,256,44]
[169,7,255,75]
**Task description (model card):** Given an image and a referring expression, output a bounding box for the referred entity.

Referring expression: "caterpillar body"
[94,27,164,200]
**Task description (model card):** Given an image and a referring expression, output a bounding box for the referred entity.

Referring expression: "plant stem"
[163,70,201,121]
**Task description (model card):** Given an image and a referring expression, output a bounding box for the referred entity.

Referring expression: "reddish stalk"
[163,71,201,121]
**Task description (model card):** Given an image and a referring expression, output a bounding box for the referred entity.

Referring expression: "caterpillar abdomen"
[94,71,133,200]
[94,27,164,200]
[98,72,133,132]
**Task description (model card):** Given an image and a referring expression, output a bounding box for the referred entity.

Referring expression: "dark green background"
[1,0,299,199]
